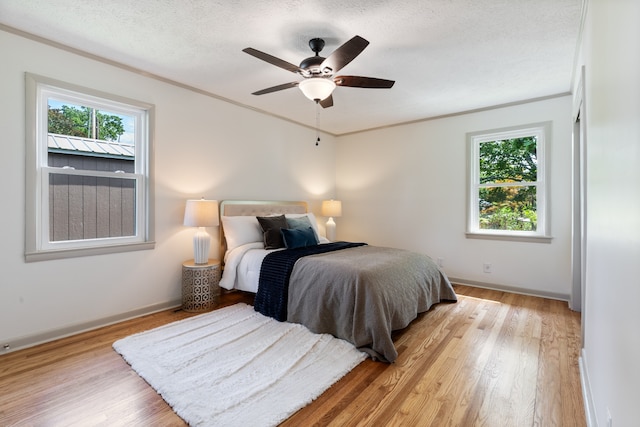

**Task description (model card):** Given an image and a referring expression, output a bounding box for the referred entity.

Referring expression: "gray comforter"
[286,245,457,362]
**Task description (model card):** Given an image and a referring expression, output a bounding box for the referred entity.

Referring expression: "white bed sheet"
[220,238,330,292]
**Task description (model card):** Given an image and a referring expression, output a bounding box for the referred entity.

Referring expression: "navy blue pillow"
[281,226,318,249]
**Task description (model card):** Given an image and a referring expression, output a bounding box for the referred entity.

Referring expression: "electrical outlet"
[3,344,10,351]
[483,263,492,273]
[437,257,444,267]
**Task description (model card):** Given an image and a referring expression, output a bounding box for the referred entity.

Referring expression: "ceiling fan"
[242,35,395,108]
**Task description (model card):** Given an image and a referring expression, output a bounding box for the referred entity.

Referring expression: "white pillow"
[221,216,263,252]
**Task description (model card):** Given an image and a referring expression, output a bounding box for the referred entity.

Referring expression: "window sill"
[465,232,552,244]
[25,241,155,262]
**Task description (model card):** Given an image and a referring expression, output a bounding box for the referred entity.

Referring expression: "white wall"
[0,29,336,349]
[336,96,573,298]
[579,0,640,426]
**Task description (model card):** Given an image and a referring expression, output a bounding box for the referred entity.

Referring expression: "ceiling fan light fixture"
[298,78,336,102]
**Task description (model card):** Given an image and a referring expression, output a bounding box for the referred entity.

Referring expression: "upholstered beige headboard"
[218,200,309,260]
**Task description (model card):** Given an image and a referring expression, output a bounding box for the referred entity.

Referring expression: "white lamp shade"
[321,199,342,218]
[183,199,219,227]
[299,78,336,101]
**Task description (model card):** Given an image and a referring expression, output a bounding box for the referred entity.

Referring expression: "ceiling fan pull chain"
[315,101,321,146]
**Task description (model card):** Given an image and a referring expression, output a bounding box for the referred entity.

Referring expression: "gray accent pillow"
[286,215,312,231]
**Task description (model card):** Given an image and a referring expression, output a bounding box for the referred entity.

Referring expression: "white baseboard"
[580,349,597,427]
[1,299,182,354]
[448,277,570,302]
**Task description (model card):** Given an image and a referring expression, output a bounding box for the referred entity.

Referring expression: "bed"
[218,200,457,362]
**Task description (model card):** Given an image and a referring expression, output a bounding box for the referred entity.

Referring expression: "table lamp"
[321,199,342,242]
[183,198,219,264]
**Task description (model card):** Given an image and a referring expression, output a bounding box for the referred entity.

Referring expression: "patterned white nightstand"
[181,259,221,312]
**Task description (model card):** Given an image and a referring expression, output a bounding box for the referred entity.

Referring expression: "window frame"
[466,122,552,243]
[25,73,155,261]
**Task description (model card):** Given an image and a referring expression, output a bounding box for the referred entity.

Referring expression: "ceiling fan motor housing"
[299,55,330,75]
[300,38,331,75]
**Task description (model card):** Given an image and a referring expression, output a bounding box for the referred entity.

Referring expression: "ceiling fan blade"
[320,36,369,74]
[334,75,395,88]
[242,48,302,74]
[319,94,334,108]
[251,81,299,95]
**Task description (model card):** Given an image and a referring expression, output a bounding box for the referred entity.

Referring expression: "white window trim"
[466,122,552,243]
[25,73,155,261]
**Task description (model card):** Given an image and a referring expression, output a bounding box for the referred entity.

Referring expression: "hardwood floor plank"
[388,299,493,425]
[428,295,510,426]
[324,300,468,426]
[565,307,585,425]
[451,291,515,426]
[534,297,564,426]
[0,285,586,426]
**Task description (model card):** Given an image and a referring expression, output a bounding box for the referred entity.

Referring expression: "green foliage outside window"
[48,104,125,142]
[479,137,538,231]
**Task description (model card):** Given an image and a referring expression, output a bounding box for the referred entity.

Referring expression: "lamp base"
[193,227,211,264]
[326,217,336,242]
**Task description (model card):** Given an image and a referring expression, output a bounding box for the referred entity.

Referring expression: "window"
[467,122,551,242]
[25,73,155,261]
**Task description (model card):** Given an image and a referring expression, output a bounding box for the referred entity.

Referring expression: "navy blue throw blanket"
[255,242,366,321]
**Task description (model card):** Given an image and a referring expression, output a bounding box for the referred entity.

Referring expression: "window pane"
[47,99,135,173]
[49,172,137,242]
[479,137,537,184]
[478,186,537,231]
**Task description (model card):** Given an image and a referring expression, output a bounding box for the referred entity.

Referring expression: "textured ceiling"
[0,0,583,135]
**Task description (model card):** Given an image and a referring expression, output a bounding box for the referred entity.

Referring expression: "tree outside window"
[467,123,550,241]
[478,136,538,231]
[48,103,125,141]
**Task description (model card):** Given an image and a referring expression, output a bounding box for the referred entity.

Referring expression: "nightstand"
[181,259,221,312]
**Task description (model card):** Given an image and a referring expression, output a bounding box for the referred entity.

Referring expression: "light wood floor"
[0,284,585,426]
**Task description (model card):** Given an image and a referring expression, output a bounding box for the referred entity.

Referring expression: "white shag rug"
[113,303,366,427]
